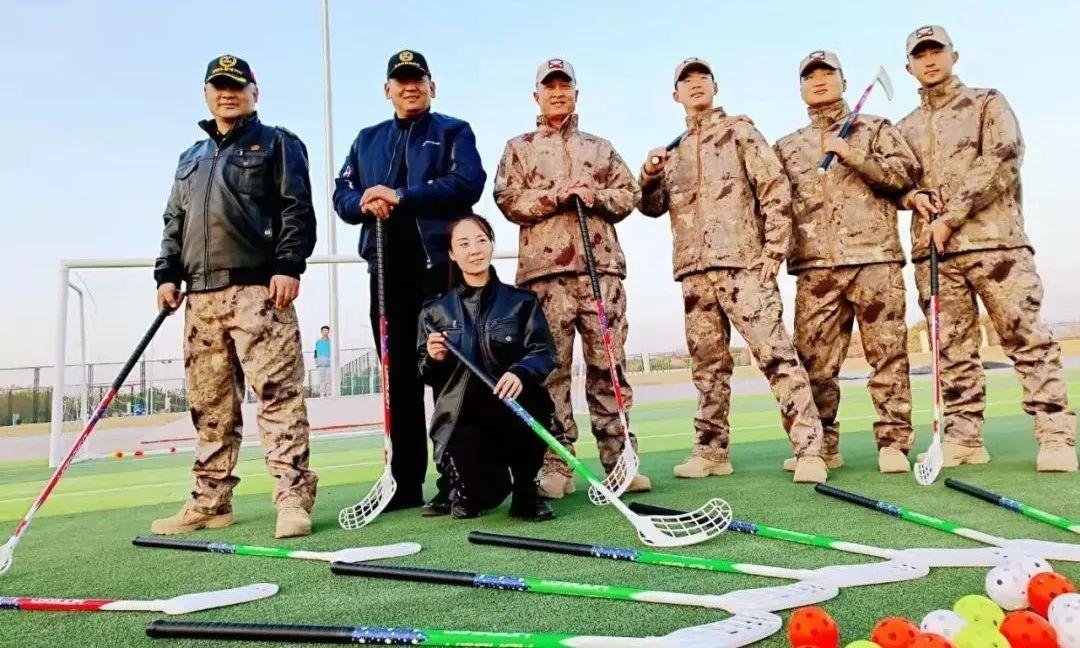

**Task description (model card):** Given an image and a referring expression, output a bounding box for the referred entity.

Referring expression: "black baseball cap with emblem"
[387,50,431,80]
[205,54,256,86]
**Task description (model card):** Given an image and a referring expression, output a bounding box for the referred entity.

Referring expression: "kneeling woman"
[418,215,557,521]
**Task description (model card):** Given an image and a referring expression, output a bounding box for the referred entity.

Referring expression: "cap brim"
[676,63,713,83]
[538,70,574,84]
[800,61,839,77]
[909,39,949,55]
[388,63,429,79]
[206,73,250,86]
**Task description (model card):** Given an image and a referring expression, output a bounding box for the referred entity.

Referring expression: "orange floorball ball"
[999,610,1058,648]
[911,633,954,648]
[788,607,841,648]
[1028,572,1077,618]
[871,617,921,648]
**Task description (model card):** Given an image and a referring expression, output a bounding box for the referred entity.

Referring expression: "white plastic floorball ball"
[1049,592,1080,648]
[921,609,968,640]
[985,563,1031,610]
[1009,555,1054,580]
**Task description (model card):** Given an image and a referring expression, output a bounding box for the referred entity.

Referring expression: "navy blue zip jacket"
[333,110,486,268]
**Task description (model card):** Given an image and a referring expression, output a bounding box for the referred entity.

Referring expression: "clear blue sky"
[2,1,1078,368]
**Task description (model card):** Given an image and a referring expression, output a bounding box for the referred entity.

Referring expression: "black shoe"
[383,494,424,513]
[451,499,483,520]
[421,491,452,517]
[509,496,556,522]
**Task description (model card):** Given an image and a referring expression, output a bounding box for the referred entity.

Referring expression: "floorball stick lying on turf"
[467,531,928,588]
[145,613,784,647]
[628,501,1022,567]
[133,536,421,564]
[443,339,731,547]
[0,583,277,614]
[915,219,945,486]
[339,218,397,531]
[574,197,639,505]
[331,562,838,613]
[945,478,1080,535]
[0,307,172,577]
[815,484,1080,562]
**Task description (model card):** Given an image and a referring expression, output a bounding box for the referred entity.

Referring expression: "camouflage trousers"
[525,274,636,476]
[915,248,1076,447]
[795,263,914,454]
[183,285,318,514]
[682,269,823,461]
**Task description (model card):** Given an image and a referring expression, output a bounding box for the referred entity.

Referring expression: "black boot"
[451,493,483,519]
[509,488,556,522]
[421,489,452,517]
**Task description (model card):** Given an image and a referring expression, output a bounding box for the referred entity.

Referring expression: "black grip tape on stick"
[945,478,1004,505]
[132,535,218,553]
[147,620,357,643]
[814,484,886,511]
[331,562,479,588]
[468,531,598,559]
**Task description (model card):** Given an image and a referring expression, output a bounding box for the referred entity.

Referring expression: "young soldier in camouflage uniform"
[494,58,651,499]
[899,26,1077,472]
[640,58,828,483]
[774,50,919,474]
[152,55,319,538]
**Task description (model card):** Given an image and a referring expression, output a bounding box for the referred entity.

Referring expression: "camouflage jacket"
[897,76,1030,261]
[774,100,918,273]
[493,114,640,285]
[639,107,793,279]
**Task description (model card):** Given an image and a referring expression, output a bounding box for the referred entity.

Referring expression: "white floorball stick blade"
[915,439,943,485]
[808,559,929,588]
[1002,539,1080,563]
[589,444,640,506]
[632,498,732,547]
[160,583,279,615]
[659,612,783,648]
[893,546,1020,568]
[338,469,397,530]
[711,581,839,613]
[331,542,422,564]
[0,538,15,576]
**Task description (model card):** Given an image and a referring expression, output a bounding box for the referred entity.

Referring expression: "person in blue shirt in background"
[315,325,332,397]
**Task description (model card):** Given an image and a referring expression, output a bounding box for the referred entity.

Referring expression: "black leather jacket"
[154,113,317,292]
[417,274,556,461]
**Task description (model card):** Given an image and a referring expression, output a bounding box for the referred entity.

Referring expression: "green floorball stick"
[467,531,928,588]
[815,483,1080,562]
[946,478,1080,535]
[133,536,421,564]
[146,613,784,647]
[330,562,838,613]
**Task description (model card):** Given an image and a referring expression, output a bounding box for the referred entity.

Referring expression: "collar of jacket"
[919,75,965,110]
[807,99,850,130]
[685,106,727,133]
[394,109,433,131]
[198,111,259,144]
[454,267,503,297]
[535,113,579,137]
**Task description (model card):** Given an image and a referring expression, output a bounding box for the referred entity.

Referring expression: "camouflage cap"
[673,57,713,86]
[906,25,953,55]
[798,50,842,77]
[536,58,576,85]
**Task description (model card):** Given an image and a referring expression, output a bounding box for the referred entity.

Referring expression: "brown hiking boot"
[918,441,990,467]
[150,503,233,535]
[624,473,652,493]
[673,455,733,478]
[275,507,312,539]
[537,471,576,500]
[793,456,828,484]
[1037,443,1078,473]
[784,453,843,472]
[878,447,911,474]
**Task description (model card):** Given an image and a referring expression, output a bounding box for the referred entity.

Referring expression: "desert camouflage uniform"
[898,75,1075,447]
[639,107,823,460]
[774,99,919,454]
[494,114,641,475]
[184,284,317,514]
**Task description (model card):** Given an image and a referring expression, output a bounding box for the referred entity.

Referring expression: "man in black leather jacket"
[334,50,486,514]
[151,55,319,539]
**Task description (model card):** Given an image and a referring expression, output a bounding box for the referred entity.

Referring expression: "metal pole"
[49,263,71,468]
[68,283,88,424]
[321,0,342,397]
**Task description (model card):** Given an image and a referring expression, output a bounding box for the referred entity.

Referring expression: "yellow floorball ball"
[954,594,1005,628]
[845,642,883,648]
[953,625,1009,648]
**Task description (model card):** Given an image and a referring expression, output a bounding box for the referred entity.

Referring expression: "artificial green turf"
[0,369,1077,647]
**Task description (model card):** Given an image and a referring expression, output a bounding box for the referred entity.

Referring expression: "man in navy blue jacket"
[334,49,486,513]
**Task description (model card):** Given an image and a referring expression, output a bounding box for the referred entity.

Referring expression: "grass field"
[1,369,1078,647]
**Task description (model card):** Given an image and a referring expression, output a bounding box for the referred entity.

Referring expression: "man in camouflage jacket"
[639,58,828,483]
[898,25,1076,472]
[774,50,919,474]
[494,58,651,498]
